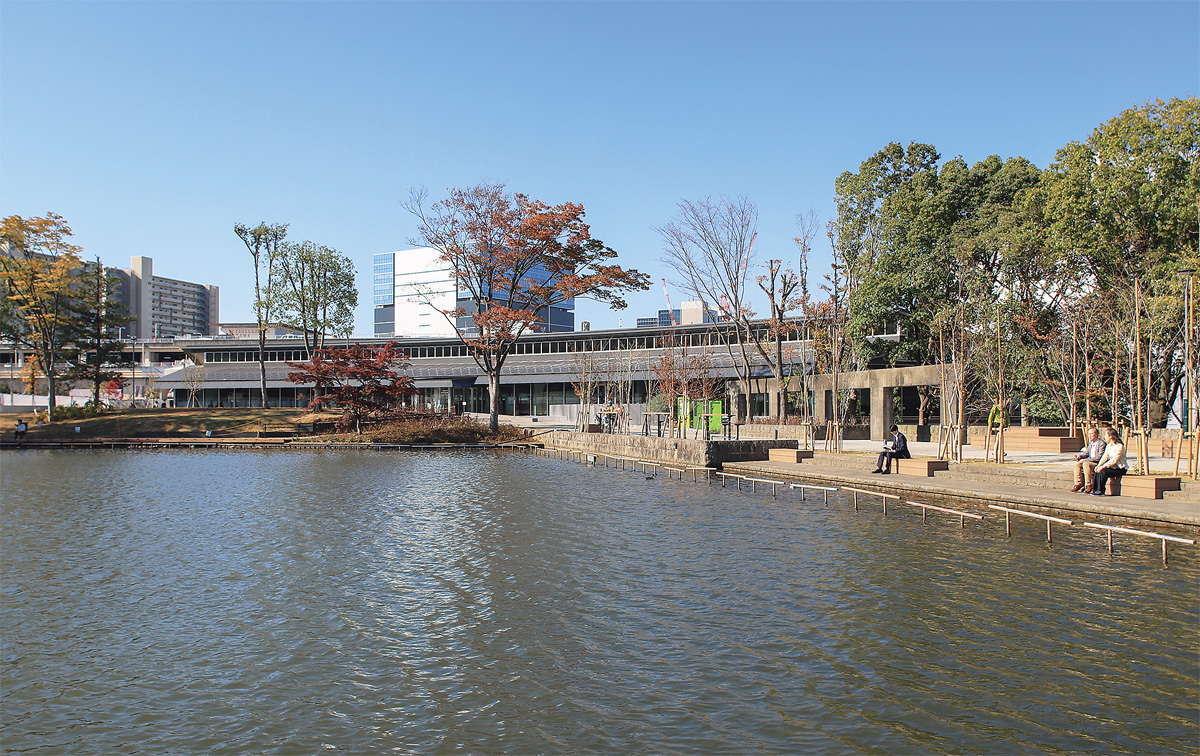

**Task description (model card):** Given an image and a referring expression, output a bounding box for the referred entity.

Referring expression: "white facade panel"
[391,247,458,338]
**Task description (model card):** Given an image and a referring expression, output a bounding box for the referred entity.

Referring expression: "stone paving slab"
[723,459,1200,532]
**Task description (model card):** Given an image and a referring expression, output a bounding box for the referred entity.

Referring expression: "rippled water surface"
[3,449,1198,754]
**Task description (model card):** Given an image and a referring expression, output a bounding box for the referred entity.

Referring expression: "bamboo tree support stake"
[1134,281,1146,475]
[996,302,1005,465]
[938,327,948,461]
[1177,271,1197,480]
[1083,320,1092,426]
[1075,321,1084,439]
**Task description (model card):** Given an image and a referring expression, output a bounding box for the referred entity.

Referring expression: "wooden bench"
[1107,476,1182,500]
[257,424,297,438]
[893,458,950,477]
[768,448,815,463]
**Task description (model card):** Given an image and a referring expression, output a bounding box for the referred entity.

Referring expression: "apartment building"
[110,256,220,339]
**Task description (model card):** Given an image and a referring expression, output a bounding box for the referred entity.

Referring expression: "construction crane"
[718,294,732,321]
[738,231,758,277]
[661,278,677,326]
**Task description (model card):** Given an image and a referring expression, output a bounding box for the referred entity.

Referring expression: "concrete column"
[871,384,890,440]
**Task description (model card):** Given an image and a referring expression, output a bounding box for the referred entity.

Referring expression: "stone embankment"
[539,430,798,468]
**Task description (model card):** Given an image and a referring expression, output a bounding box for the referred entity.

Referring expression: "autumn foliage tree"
[286,341,417,433]
[1,213,85,420]
[405,182,650,432]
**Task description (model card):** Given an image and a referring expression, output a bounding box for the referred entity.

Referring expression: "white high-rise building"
[373,248,575,337]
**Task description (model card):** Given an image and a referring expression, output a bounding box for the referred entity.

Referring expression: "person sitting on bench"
[1091,427,1128,496]
[1071,426,1107,493]
[873,425,911,474]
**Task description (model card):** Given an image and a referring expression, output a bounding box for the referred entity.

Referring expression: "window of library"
[750,392,770,418]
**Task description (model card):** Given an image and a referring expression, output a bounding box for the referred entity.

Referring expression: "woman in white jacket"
[1091,428,1128,496]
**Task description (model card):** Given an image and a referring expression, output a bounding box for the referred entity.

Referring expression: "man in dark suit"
[872,424,910,474]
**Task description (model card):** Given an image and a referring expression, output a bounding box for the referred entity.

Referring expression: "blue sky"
[2,1,1196,334]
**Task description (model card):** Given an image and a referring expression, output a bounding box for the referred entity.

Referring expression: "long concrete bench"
[893,458,950,477]
[1108,475,1182,500]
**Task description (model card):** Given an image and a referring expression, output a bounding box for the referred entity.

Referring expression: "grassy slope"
[6,408,319,441]
[5,408,529,445]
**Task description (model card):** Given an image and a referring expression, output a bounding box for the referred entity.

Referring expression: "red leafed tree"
[286,341,416,432]
[405,182,651,432]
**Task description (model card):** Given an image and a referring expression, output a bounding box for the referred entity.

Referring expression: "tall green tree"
[1043,97,1199,286]
[274,240,358,359]
[234,222,289,408]
[834,141,952,367]
[1042,97,1199,425]
[0,213,84,420]
[64,257,135,406]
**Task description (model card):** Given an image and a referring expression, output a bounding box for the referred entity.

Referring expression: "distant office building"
[217,323,306,339]
[634,301,714,328]
[373,248,574,337]
[637,309,681,328]
[110,256,219,339]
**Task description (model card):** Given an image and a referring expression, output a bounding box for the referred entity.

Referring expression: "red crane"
[661,278,677,326]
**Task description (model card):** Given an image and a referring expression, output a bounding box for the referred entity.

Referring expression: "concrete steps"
[800,450,1200,503]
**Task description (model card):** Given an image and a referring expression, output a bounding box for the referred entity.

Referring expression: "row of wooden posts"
[498,442,1196,566]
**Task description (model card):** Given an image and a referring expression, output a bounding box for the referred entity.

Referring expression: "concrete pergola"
[809,364,954,440]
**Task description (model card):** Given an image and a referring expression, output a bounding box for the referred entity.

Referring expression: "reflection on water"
[2,449,1197,754]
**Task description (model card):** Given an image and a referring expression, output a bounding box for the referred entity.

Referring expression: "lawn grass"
[6,407,321,441]
[4,407,529,445]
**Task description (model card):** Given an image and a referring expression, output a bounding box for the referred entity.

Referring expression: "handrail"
[908,500,984,527]
[842,486,900,514]
[988,504,1073,542]
[789,483,837,505]
[1083,521,1196,565]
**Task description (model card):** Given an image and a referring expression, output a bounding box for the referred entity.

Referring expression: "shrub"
[47,404,106,421]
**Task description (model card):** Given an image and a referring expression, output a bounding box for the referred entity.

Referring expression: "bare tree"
[570,348,601,431]
[754,259,801,420]
[655,195,758,420]
[181,364,206,408]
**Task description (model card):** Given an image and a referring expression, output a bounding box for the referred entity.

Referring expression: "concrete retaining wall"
[542,431,797,468]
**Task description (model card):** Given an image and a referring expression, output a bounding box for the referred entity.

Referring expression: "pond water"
[2,449,1197,754]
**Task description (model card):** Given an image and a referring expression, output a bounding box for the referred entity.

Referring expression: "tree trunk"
[488,372,500,433]
[45,355,56,421]
[258,330,270,409]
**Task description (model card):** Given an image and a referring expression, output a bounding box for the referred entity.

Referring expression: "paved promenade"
[724,449,1200,531]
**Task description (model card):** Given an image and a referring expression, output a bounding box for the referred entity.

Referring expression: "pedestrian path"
[723,457,1200,530]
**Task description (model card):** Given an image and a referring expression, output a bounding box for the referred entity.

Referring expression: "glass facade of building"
[373,253,396,336]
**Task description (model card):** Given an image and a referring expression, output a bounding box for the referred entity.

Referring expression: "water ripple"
[2,449,1197,754]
